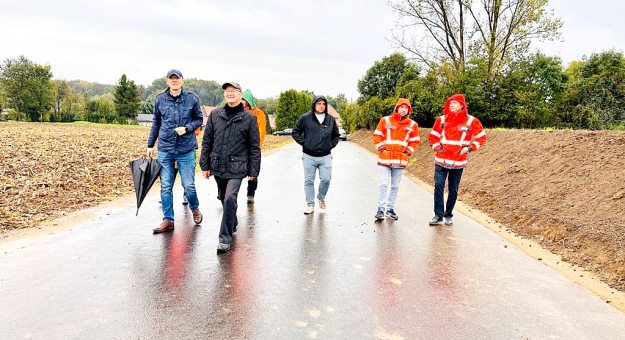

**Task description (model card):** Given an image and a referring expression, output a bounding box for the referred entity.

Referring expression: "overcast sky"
[1,0,623,100]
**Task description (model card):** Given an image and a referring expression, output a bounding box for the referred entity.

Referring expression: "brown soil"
[349,128,625,293]
[0,123,292,236]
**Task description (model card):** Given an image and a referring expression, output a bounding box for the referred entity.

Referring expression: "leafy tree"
[358,53,411,102]
[61,90,87,122]
[275,90,312,130]
[327,94,348,113]
[560,50,625,129]
[86,97,117,123]
[339,102,361,133]
[113,74,141,122]
[139,99,155,116]
[52,79,71,122]
[0,55,54,122]
[388,0,563,88]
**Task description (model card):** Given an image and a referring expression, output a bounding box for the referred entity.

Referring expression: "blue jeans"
[377,165,404,211]
[158,150,199,222]
[302,154,332,206]
[434,164,463,219]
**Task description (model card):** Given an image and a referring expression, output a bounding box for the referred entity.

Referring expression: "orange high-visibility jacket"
[250,108,267,146]
[373,98,420,168]
[429,94,486,169]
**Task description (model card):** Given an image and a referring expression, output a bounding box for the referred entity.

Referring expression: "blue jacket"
[147,87,203,154]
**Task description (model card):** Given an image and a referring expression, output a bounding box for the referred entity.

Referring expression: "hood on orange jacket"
[392,98,412,121]
[443,94,468,121]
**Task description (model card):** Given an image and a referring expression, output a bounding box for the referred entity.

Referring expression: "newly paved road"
[2,141,625,339]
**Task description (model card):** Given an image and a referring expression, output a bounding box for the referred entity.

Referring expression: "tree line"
[0,56,228,124]
[336,0,625,132]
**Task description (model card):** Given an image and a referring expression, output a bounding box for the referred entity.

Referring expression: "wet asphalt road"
[2,141,625,340]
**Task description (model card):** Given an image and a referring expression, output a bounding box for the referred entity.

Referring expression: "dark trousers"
[434,164,464,219]
[215,176,242,245]
[247,177,258,197]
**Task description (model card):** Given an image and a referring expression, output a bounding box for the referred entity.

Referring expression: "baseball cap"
[222,82,242,91]
[167,69,183,78]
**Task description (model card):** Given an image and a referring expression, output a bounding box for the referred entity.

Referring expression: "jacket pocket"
[228,156,247,176]
[210,153,219,171]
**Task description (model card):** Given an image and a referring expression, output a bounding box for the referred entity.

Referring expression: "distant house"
[201,105,217,127]
[268,114,276,129]
[327,105,342,127]
[136,114,154,127]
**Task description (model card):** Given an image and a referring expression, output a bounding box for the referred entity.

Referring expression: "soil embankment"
[350,128,625,292]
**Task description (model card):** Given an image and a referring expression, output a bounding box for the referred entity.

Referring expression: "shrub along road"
[1,141,625,339]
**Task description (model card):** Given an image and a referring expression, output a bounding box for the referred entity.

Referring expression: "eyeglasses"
[224,90,240,94]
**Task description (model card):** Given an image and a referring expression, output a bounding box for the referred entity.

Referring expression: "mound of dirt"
[349,128,625,291]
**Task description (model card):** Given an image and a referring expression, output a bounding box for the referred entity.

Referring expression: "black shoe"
[429,216,442,226]
[182,194,188,205]
[247,196,254,204]
[217,243,231,253]
[386,209,398,220]
[375,209,385,220]
[444,217,453,226]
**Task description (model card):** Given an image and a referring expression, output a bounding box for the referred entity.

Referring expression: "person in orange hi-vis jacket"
[373,98,420,221]
[428,94,487,226]
[241,89,266,204]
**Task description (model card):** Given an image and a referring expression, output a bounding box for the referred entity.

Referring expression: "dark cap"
[222,82,242,91]
[166,69,183,79]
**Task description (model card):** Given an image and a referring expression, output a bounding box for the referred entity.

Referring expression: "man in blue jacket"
[147,69,203,233]
[292,95,340,214]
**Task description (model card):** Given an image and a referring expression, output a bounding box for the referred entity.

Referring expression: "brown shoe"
[153,220,174,234]
[192,209,203,224]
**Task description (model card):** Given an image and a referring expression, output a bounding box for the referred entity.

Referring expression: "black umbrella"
[129,157,162,216]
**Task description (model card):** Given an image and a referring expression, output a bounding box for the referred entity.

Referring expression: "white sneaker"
[304,205,314,214]
[318,199,326,209]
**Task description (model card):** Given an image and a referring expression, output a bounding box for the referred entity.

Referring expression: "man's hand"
[174,127,187,135]
[203,170,211,179]
[458,146,471,155]
[248,176,256,181]
[146,147,155,158]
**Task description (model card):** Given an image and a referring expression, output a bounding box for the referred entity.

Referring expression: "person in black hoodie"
[292,95,340,214]
[200,82,261,253]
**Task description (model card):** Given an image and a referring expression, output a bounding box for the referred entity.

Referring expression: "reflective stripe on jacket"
[429,113,486,169]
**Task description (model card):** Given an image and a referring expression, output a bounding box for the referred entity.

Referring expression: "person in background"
[241,89,266,204]
[291,95,340,214]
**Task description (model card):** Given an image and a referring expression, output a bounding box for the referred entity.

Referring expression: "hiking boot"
[217,243,231,254]
[247,196,254,204]
[153,220,174,234]
[318,199,326,209]
[192,209,203,224]
[444,217,453,226]
[375,209,385,221]
[304,205,314,214]
[182,194,188,205]
[429,216,442,226]
[386,209,398,220]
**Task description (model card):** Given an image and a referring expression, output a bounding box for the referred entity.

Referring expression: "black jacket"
[292,95,340,157]
[199,104,261,179]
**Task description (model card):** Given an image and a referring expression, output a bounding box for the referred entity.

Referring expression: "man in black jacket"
[292,95,340,214]
[200,82,261,253]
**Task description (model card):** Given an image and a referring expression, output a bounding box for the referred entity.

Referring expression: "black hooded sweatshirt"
[292,95,340,157]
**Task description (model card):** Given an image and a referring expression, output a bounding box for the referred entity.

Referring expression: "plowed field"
[0,123,291,234]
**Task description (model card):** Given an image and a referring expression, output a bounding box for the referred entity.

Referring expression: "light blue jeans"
[377,165,404,211]
[158,150,199,222]
[302,153,332,206]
